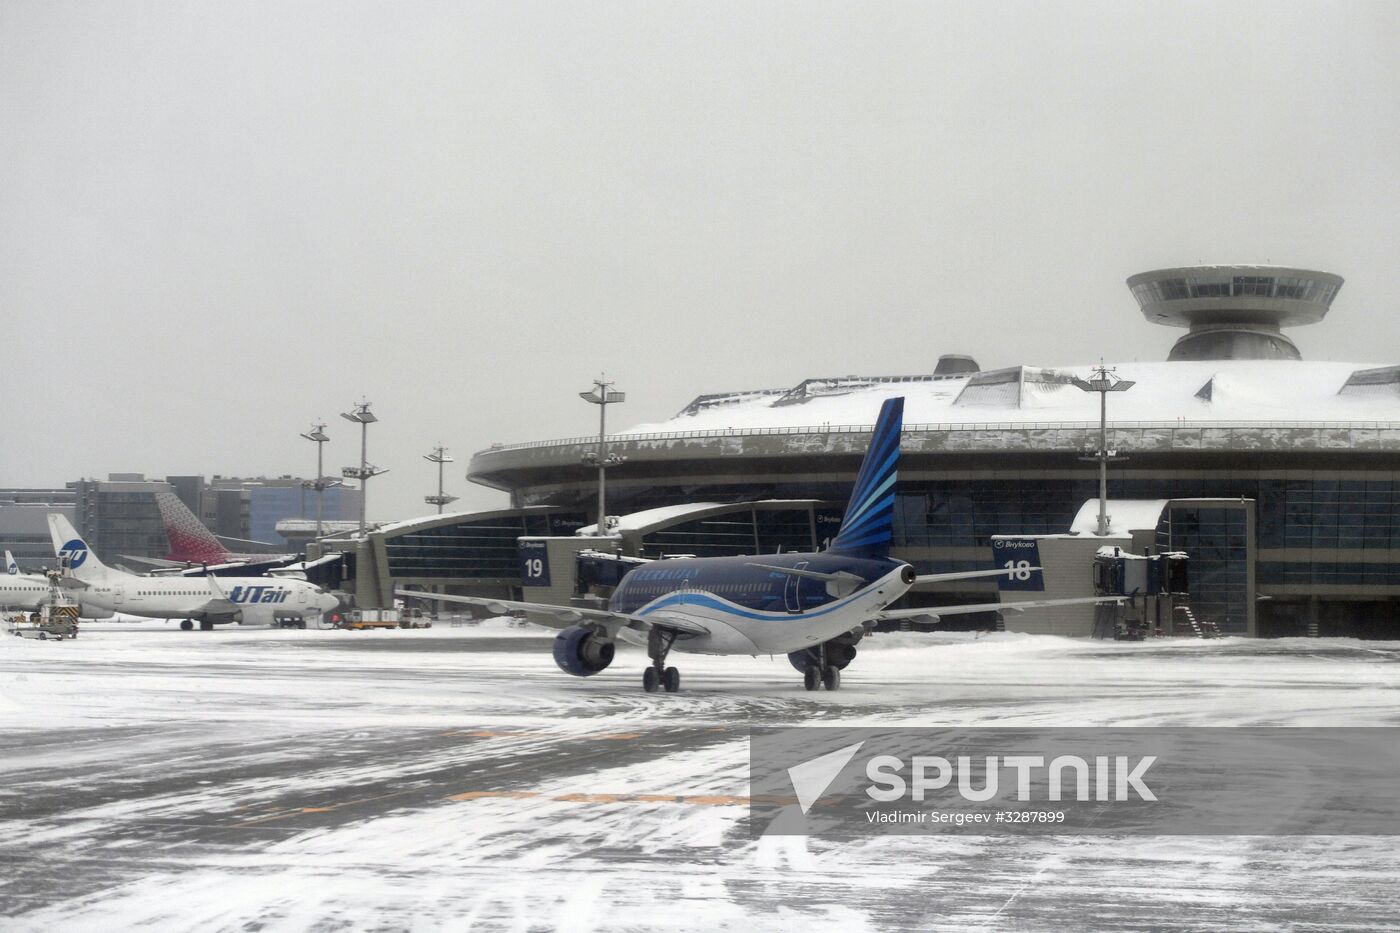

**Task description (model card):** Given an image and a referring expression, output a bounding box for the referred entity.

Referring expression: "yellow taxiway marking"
[233,791,415,825]
[554,793,622,803]
[236,809,306,825]
[684,795,749,806]
[595,733,642,741]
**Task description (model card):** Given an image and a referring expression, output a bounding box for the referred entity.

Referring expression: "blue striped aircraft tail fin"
[828,397,903,560]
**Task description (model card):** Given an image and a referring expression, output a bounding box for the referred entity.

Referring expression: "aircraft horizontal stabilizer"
[745,562,870,597]
[875,595,1125,624]
[744,563,863,584]
[912,567,1042,586]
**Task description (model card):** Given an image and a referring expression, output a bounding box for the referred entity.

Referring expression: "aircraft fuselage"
[609,552,912,655]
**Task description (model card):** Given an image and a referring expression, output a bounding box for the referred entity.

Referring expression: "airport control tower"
[1128,265,1344,361]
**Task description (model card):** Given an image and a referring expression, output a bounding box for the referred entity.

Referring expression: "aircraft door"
[297,587,306,605]
[113,584,124,605]
[784,562,808,613]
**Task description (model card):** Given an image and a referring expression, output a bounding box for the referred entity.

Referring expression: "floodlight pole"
[579,377,626,534]
[299,422,332,539]
[1072,365,1135,536]
[423,445,458,513]
[340,399,386,535]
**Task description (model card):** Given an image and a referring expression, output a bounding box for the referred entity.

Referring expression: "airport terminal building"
[343,266,1400,638]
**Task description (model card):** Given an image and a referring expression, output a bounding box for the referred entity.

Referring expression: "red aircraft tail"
[155,491,234,565]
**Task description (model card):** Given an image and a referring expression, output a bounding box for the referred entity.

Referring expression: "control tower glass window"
[1130,275,1336,308]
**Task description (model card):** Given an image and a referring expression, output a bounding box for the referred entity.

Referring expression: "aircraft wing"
[874,595,1125,624]
[393,588,708,639]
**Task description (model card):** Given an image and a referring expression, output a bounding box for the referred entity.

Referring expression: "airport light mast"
[340,399,387,535]
[579,377,626,535]
[299,422,340,540]
[423,445,458,514]
[1072,364,1135,536]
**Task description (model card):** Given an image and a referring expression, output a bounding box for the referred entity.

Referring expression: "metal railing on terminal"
[483,419,1400,453]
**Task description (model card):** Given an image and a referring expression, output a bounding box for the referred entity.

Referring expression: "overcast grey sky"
[3,1,1397,520]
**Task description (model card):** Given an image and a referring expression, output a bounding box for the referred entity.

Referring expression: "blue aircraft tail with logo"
[47,513,113,580]
[4,550,17,575]
[827,396,904,560]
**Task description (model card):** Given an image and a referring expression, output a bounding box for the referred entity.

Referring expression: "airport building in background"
[0,488,77,566]
[349,265,1400,639]
[0,475,361,564]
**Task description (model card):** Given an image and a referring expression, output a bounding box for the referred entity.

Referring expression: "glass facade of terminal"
[585,472,1400,634]
[637,507,844,560]
[605,477,1400,569]
[385,512,586,580]
[1157,506,1250,634]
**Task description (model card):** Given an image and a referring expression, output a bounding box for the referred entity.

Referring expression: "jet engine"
[552,626,616,677]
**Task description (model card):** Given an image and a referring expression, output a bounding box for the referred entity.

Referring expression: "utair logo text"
[58,539,89,570]
[229,585,291,604]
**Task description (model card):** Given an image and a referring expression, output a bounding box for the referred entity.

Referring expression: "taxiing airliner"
[48,515,340,629]
[399,397,1120,692]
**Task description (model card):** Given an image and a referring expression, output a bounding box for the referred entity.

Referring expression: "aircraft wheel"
[200,620,214,632]
[643,667,661,693]
[822,667,841,691]
[180,619,193,631]
[663,666,681,693]
[803,666,821,691]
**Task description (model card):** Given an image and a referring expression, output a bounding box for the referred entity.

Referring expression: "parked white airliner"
[0,549,52,612]
[48,515,340,630]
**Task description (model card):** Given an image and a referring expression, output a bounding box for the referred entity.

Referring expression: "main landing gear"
[180,619,193,631]
[642,627,681,694]
[801,648,842,692]
[791,635,859,691]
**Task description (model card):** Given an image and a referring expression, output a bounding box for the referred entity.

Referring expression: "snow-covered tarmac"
[3,621,1399,931]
